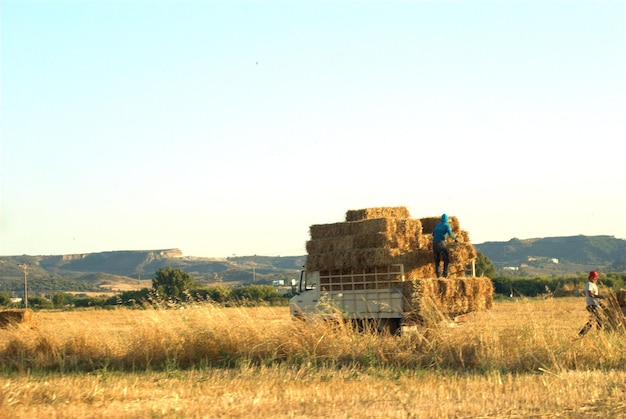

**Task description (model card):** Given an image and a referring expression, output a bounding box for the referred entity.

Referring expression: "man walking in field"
[579,270,605,337]
[432,214,457,278]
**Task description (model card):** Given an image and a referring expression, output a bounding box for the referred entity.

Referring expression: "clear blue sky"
[1,0,625,257]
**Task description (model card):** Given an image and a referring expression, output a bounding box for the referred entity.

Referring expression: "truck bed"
[318,265,404,318]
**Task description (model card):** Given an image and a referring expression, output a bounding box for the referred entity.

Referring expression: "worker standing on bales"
[432,214,457,278]
[579,270,605,337]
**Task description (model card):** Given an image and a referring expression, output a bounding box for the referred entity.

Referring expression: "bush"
[27,296,54,310]
[74,296,108,308]
[192,285,232,303]
[231,285,283,304]
[0,292,11,307]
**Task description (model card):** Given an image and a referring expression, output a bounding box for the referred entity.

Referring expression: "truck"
[289,264,406,334]
[288,207,492,333]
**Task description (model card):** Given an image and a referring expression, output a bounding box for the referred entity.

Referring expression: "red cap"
[589,271,599,280]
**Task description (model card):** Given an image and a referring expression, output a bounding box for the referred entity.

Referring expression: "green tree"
[475,252,498,278]
[0,292,11,307]
[52,293,67,308]
[152,266,195,300]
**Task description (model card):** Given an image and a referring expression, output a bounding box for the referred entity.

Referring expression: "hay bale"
[405,265,437,280]
[400,251,435,275]
[0,309,33,328]
[308,218,423,254]
[420,216,461,235]
[310,222,357,239]
[399,248,474,279]
[456,230,471,243]
[345,207,410,222]
[306,248,405,271]
[306,236,355,254]
[448,242,478,262]
[402,277,493,324]
[310,218,422,241]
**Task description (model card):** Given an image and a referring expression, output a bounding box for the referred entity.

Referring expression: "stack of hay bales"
[305,207,493,322]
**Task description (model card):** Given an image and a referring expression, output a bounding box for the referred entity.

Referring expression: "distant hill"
[0,249,305,295]
[1,235,624,294]
[475,235,626,275]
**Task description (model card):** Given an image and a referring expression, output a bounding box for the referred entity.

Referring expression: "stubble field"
[1,297,625,418]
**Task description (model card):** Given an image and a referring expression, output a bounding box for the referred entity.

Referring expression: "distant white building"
[503,267,519,271]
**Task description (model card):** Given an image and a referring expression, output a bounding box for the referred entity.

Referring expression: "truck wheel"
[377,318,401,336]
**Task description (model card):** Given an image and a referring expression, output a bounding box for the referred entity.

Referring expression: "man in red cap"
[579,270,605,336]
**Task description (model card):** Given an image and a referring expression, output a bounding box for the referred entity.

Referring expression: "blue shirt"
[432,217,457,244]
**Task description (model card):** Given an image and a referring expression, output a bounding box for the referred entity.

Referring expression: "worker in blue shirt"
[432,214,457,278]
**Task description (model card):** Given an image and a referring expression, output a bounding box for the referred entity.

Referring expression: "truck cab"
[289,270,319,319]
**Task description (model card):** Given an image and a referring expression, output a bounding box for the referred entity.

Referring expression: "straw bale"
[0,309,33,328]
[305,248,406,271]
[398,247,475,279]
[402,277,493,324]
[395,218,424,249]
[420,217,439,235]
[353,233,397,249]
[310,218,416,240]
[306,236,355,255]
[405,265,437,280]
[308,218,424,252]
[420,216,461,235]
[310,222,356,239]
[448,243,478,262]
[345,207,410,222]
[400,251,434,274]
[413,233,430,250]
[307,234,397,255]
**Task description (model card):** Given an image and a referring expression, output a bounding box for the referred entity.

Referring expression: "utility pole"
[18,263,29,309]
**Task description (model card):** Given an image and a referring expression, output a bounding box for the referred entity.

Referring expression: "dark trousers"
[579,305,603,336]
[433,242,450,278]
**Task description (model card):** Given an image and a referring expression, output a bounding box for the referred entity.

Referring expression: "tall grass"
[1,297,624,374]
[1,298,626,417]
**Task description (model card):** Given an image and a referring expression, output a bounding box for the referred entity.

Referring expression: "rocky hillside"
[475,235,626,274]
[0,249,305,295]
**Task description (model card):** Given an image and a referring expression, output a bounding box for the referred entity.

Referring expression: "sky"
[1,0,625,258]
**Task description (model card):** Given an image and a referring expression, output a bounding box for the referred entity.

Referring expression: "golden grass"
[0,309,33,328]
[2,368,625,418]
[1,298,626,417]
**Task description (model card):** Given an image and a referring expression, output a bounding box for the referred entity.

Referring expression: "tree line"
[0,267,291,310]
[474,251,626,297]
[2,256,625,309]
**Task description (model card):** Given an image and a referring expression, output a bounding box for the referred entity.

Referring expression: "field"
[1,297,626,418]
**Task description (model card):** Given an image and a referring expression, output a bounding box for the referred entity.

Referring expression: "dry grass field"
[1,297,626,418]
